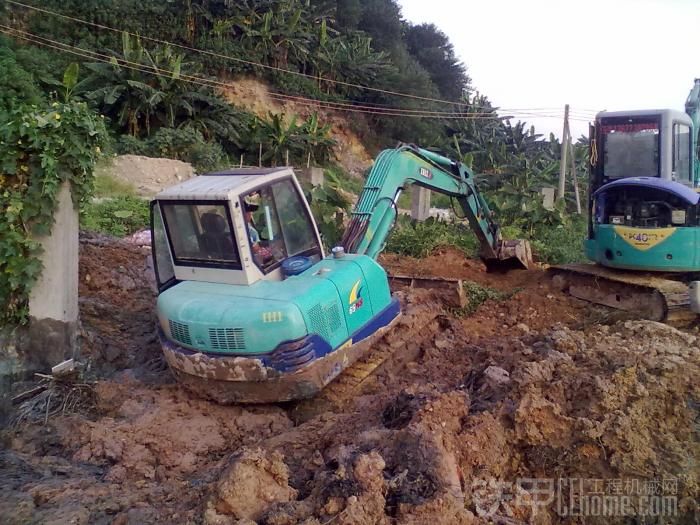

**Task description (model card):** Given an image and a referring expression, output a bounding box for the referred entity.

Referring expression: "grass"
[385,216,479,258]
[93,174,137,198]
[92,158,137,198]
[459,281,521,316]
[81,195,150,237]
[385,214,587,265]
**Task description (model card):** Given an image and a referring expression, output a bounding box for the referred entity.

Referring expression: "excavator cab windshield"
[601,117,660,179]
[241,179,322,273]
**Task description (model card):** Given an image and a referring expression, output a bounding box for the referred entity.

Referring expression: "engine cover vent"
[209,327,246,351]
[169,320,192,346]
[308,302,342,341]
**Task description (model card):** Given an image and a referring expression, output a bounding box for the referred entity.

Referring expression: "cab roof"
[154,167,295,201]
[597,108,692,124]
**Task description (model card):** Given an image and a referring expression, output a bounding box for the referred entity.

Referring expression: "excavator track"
[289,290,444,423]
[551,264,696,326]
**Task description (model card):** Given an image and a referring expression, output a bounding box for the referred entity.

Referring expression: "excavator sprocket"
[550,263,695,325]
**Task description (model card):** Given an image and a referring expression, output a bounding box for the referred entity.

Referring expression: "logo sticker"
[348,279,364,315]
[419,167,433,179]
[613,226,676,251]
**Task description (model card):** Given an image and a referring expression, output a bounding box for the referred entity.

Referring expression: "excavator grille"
[308,302,342,341]
[208,327,246,351]
[169,320,192,346]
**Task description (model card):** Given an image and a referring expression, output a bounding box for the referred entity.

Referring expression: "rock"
[516,323,530,333]
[482,366,511,387]
[206,448,297,522]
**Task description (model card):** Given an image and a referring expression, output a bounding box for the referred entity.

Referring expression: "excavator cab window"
[602,119,660,179]
[150,201,177,292]
[160,201,242,270]
[242,178,321,274]
[672,123,691,183]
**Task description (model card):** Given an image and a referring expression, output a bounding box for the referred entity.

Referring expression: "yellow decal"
[349,280,362,304]
[613,226,676,251]
[262,311,283,323]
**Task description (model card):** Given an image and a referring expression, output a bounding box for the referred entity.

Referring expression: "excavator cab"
[151,167,324,292]
[586,109,700,271]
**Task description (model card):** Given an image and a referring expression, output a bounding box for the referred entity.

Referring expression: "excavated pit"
[1,241,698,524]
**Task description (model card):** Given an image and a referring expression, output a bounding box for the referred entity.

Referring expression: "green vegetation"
[0,0,592,327]
[81,196,150,237]
[93,170,136,198]
[0,100,108,324]
[385,217,479,259]
[458,281,521,317]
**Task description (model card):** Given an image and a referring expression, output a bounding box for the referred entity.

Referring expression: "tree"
[0,45,45,114]
[405,23,470,100]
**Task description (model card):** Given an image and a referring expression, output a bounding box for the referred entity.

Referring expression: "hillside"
[220,78,372,175]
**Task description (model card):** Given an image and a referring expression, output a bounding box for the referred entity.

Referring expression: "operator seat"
[200,212,234,261]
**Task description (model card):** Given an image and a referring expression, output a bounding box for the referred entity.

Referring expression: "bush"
[385,217,479,258]
[116,135,150,156]
[530,216,587,265]
[148,127,226,173]
[115,128,227,173]
[384,213,587,265]
[81,196,150,237]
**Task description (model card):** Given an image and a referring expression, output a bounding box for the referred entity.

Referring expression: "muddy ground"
[1,242,698,524]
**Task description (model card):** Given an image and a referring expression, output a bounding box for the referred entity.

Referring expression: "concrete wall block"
[295,167,325,188]
[411,187,431,221]
[26,182,79,367]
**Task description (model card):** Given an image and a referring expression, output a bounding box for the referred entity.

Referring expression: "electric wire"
[0,27,519,120]
[4,0,600,119]
[2,25,594,122]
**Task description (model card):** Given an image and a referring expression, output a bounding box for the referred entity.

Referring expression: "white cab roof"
[155,167,295,200]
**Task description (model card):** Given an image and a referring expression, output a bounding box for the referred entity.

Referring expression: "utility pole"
[568,139,582,214]
[557,104,570,202]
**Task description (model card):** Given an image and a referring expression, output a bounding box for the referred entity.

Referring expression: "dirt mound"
[1,239,698,523]
[381,246,588,337]
[99,154,195,197]
[205,448,297,523]
[220,78,373,176]
[79,233,159,374]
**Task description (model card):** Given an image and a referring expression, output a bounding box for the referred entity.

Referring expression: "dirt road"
[1,241,697,524]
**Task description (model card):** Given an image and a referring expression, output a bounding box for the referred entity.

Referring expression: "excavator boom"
[341,145,532,270]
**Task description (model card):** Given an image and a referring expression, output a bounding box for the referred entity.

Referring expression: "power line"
[3,25,594,125]
[4,0,475,108]
[4,0,600,118]
[0,27,530,120]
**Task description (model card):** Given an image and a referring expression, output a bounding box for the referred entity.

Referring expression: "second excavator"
[554,79,700,323]
[149,144,531,403]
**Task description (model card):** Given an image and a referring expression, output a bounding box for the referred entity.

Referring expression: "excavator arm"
[341,144,532,270]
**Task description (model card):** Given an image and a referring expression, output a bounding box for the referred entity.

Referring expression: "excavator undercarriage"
[550,264,696,325]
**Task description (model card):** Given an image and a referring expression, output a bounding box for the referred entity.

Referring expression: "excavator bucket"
[485,239,533,272]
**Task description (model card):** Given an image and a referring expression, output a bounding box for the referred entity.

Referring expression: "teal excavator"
[150,144,531,403]
[555,79,700,322]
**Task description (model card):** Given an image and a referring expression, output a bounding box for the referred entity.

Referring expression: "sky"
[398,0,700,139]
